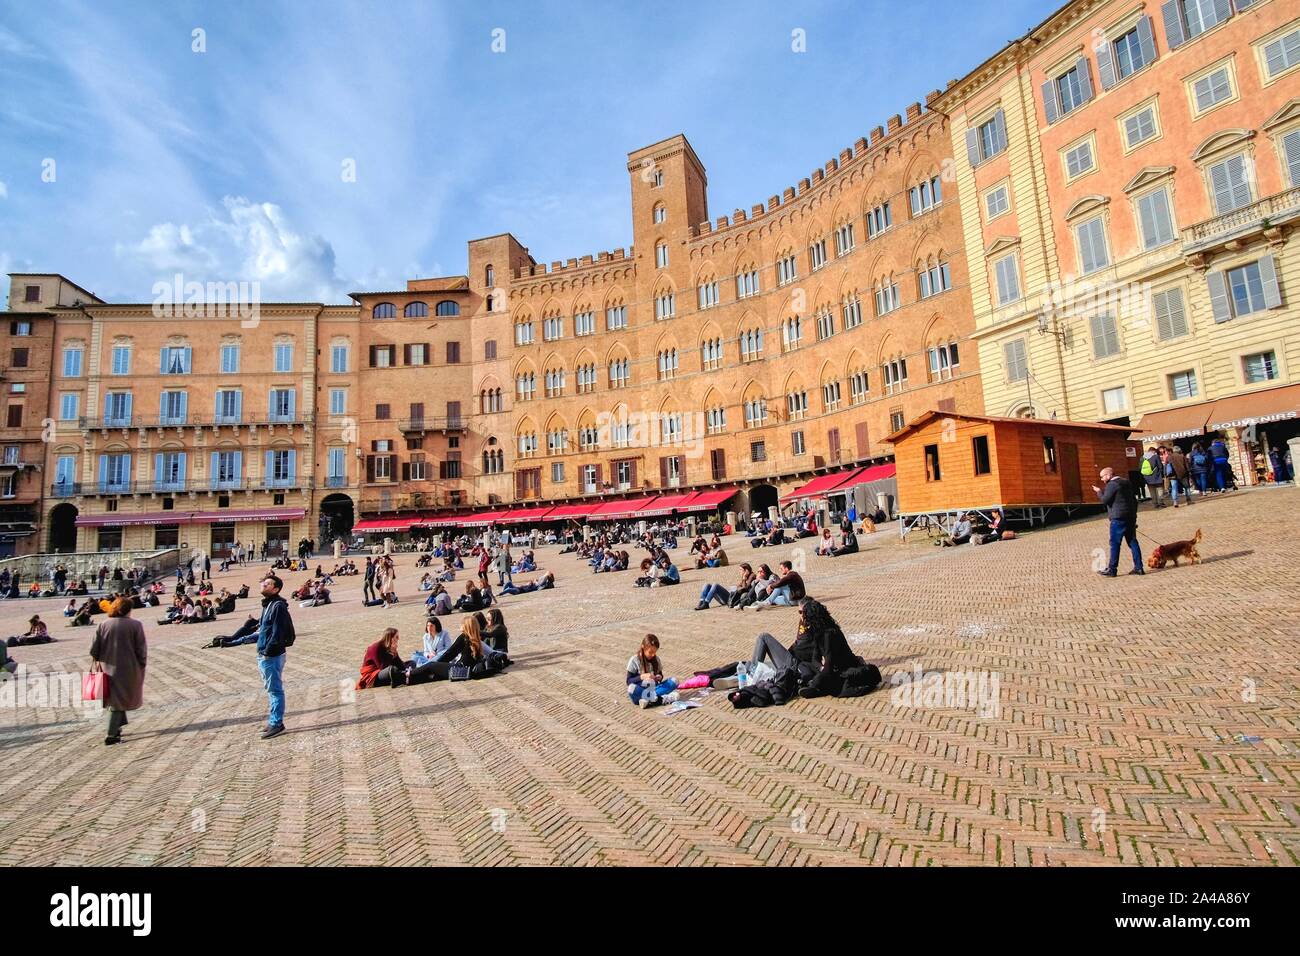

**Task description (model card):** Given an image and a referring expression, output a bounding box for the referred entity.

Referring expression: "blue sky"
[0,0,1059,305]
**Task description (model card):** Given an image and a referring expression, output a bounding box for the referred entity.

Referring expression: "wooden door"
[1060,442,1081,502]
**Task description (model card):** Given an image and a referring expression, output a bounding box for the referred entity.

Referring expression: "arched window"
[373,302,396,319]
[653,203,666,225]
[655,242,669,269]
[435,300,460,317]
[404,301,428,318]
[485,264,495,288]
[740,326,764,362]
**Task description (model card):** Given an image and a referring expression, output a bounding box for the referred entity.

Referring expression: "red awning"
[458,510,511,527]
[636,494,695,517]
[830,463,896,489]
[546,504,594,520]
[780,469,861,500]
[680,487,738,510]
[76,511,192,528]
[353,516,419,533]
[587,496,658,519]
[498,506,556,525]
[188,507,306,524]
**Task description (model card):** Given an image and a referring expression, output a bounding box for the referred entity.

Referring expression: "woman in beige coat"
[89,597,147,746]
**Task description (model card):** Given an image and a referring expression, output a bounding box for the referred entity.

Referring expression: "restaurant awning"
[188,508,306,524]
[457,509,511,527]
[587,496,658,519]
[636,493,695,517]
[831,463,896,489]
[1207,383,1300,433]
[352,516,420,533]
[546,504,594,520]
[498,506,556,525]
[1134,403,1216,443]
[76,511,189,528]
[780,469,863,500]
[680,487,738,510]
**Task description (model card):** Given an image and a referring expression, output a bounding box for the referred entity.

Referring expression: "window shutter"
[594,463,602,486]
[1097,40,1117,90]
[629,461,637,487]
[403,344,411,365]
[1138,192,1160,247]
[183,347,192,373]
[234,390,243,422]
[965,128,981,167]
[1076,57,1094,104]
[1136,16,1156,67]
[366,455,376,483]
[1207,270,1231,323]
[265,451,274,484]
[1210,0,1230,26]
[369,345,377,367]
[1282,130,1300,188]
[855,422,870,456]
[159,347,168,373]
[123,393,133,422]
[98,455,108,487]
[287,450,296,480]
[178,452,187,481]
[154,453,163,484]
[659,457,669,487]
[233,451,242,485]
[992,110,1007,154]
[210,452,220,488]
[1041,80,1059,124]
[178,391,188,422]
[1161,1,1185,49]
[1258,255,1282,309]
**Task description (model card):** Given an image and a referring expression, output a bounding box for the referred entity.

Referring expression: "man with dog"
[1093,467,1144,577]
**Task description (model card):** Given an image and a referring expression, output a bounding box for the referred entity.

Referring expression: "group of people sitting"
[689,535,729,569]
[634,555,680,588]
[156,587,240,625]
[627,598,881,710]
[934,510,1007,547]
[588,548,631,573]
[814,526,860,557]
[356,609,514,689]
[291,578,331,607]
[694,560,806,611]
[6,614,53,646]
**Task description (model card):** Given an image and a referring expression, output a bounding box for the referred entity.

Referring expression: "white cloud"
[118,196,348,303]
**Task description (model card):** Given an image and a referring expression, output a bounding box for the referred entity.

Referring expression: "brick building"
[4,96,983,556]
[935,0,1300,483]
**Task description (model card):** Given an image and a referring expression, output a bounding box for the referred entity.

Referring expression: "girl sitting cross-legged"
[625,633,679,709]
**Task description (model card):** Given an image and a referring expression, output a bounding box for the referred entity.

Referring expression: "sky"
[0,0,1060,305]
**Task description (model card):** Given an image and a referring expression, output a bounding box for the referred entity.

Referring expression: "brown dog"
[1147,528,1202,570]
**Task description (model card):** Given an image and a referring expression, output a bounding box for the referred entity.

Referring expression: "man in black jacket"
[1093,467,1144,577]
[255,574,295,738]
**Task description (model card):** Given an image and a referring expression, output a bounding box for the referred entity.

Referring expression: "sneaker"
[693,602,708,611]
[104,735,121,746]
[1097,570,1117,578]
[1129,568,1146,575]
[714,675,740,690]
[260,723,285,739]
[752,602,764,611]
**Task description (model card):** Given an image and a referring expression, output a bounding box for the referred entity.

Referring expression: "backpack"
[1192,452,1207,469]
[1140,457,1154,476]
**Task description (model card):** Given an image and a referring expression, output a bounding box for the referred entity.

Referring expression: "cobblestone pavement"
[1,487,1297,866]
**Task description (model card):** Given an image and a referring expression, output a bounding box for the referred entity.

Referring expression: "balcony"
[398,416,466,433]
[79,413,315,431]
[49,482,83,498]
[1183,187,1300,256]
[322,475,349,488]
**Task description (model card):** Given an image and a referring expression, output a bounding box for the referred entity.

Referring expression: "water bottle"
[736,661,749,689]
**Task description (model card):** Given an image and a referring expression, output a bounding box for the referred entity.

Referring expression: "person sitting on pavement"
[752,560,805,609]
[937,513,973,548]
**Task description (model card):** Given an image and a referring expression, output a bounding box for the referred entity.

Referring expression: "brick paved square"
[1,487,1297,866]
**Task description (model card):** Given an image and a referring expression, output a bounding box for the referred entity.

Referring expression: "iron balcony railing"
[81,413,315,430]
[398,416,466,432]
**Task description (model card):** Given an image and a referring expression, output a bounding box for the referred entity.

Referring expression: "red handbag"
[82,665,108,704]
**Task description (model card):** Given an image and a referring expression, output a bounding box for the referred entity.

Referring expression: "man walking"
[1165,446,1193,507]
[1140,446,1165,508]
[495,546,512,589]
[1092,467,1143,577]
[255,573,294,739]
[1209,436,1231,492]
[363,556,377,604]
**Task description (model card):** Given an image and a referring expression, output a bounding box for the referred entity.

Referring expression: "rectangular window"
[23,285,39,303]
[101,453,131,491]
[924,444,941,482]
[1101,385,1128,414]
[10,348,28,368]
[1054,61,1091,116]
[654,293,675,320]
[550,461,565,484]
[866,203,892,239]
[1064,140,1095,179]
[1177,0,1230,43]
[698,281,719,309]
[485,339,497,360]
[750,441,766,463]
[736,270,760,298]
[776,254,798,286]
[1226,261,1269,318]
[62,347,83,378]
[273,343,293,372]
[161,346,191,375]
[616,460,633,487]
[985,185,1009,220]
[791,430,806,456]
[1153,287,1189,340]
[1264,28,1300,79]
[909,176,942,216]
[972,111,1007,164]
[372,345,393,368]
[1168,370,1199,400]
[59,393,79,421]
[1042,436,1058,474]
[104,392,131,426]
[972,435,991,476]
[221,344,241,374]
[215,389,241,424]
[1076,217,1110,275]
[1136,188,1176,249]
[375,403,391,420]
[995,254,1021,305]
[269,389,295,422]
[1111,24,1152,81]
[445,342,460,364]
[1090,313,1122,359]
[1193,66,1233,112]
[111,346,131,376]
[330,345,348,373]
[1243,350,1278,384]
[605,305,627,330]
[874,283,900,317]
[890,410,905,433]
[515,321,535,345]
[1004,339,1028,383]
[1123,106,1158,149]
[329,388,346,416]
[656,245,669,268]
[574,310,596,335]
[160,390,188,425]
[1207,154,1252,215]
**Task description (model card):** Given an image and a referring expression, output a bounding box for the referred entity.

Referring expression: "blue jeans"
[627,678,677,705]
[699,583,730,606]
[762,585,794,606]
[1193,472,1208,494]
[1213,459,1229,491]
[1107,519,1142,573]
[1169,478,1192,505]
[258,653,286,727]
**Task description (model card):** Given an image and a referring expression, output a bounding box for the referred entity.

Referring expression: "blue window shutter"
[234,390,243,422]
[178,452,187,481]
[1162,1,1185,49]
[178,392,188,423]
[124,393,133,422]
[1076,57,1094,103]
[98,454,107,486]
[993,110,1007,154]
[210,452,220,488]
[1207,270,1231,323]
[124,454,132,484]
[183,347,192,374]
[965,128,980,167]
[233,451,242,485]
[268,390,275,418]
[1258,256,1282,309]
[160,347,167,373]
[265,450,274,484]
[1041,80,1059,124]
[1137,16,1156,67]
[154,453,163,484]
[288,450,297,480]
[1210,0,1230,26]
[215,392,222,420]
[288,389,296,421]
[1097,41,1117,90]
